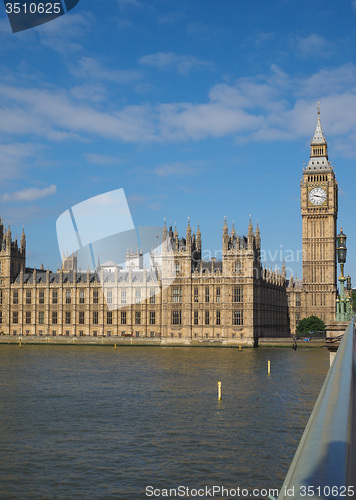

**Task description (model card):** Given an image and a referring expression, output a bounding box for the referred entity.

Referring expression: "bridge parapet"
[274,320,356,500]
[325,320,350,365]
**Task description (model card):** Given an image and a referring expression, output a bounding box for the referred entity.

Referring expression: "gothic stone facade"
[0,110,339,341]
[0,218,289,345]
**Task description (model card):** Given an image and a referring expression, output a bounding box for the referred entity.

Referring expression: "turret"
[223,218,228,235]
[196,225,201,252]
[310,102,328,158]
[282,261,286,280]
[0,221,26,279]
[186,218,192,248]
[21,227,26,253]
[222,218,229,251]
[173,224,178,248]
[6,226,11,249]
[255,222,260,248]
[162,219,167,241]
[305,102,332,172]
[247,219,254,249]
[231,223,239,249]
[0,217,3,248]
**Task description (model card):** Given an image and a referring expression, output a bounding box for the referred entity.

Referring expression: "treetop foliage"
[296,315,326,334]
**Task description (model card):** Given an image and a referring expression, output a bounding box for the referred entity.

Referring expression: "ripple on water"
[0,345,329,499]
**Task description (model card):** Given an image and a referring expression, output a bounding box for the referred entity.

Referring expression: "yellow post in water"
[217,381,222,401]
[19,339,21,348]
[239,345,242,351]
[114,344,117,349]
[268,360,271,374]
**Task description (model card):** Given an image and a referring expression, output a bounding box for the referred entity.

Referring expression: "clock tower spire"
[307,101,329,169]
[300,103,338,326]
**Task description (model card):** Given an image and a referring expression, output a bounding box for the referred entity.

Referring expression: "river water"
[0,345,329,500]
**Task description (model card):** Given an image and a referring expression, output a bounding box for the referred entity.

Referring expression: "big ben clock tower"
[301,104,338,325]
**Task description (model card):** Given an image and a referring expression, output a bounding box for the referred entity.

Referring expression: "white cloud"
[2,63,356,155]
[71,57,142,85]
[2,184,57,202]
[139,52,212,74]
[128,194,147,204]
[186,21,221,38]
[0,142,42,181]
[148,202,162,211]
[154,161,203,177]
[38,13,91,54]
[85,153,124,165]
[117,0,143,8]
[0,83,156,142]
[296,34,330,58]
[127,195,163,212]
[157,11,185,25]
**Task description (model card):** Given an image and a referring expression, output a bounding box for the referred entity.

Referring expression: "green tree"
[296,315,326,335]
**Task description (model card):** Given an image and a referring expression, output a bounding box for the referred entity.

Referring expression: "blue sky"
[1,0,356,280]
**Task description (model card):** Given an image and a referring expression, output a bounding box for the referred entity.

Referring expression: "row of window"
[10,330,157,338]
[307,173,328,182]
[7,287,244,306]
[311,148,326,158]
[174,262,242,273]
[11,290,86,305]
[287,295,301,307]
[5,310,156,326]
[173,332,244,339]
[1,309,244,326]
[173,310,243,326]
[175,286,243,303]
[9,289,158,305]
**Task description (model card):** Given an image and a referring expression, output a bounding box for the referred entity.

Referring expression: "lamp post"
[336,228,351,321]
[347,274,351,292]
[346,275,353,319]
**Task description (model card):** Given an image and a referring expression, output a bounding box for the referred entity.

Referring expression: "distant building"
[0,108,339,343]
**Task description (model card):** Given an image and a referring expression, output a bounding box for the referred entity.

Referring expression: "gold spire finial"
[317,101,320,115]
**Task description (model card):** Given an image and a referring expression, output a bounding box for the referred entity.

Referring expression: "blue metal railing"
[273,320,356,500]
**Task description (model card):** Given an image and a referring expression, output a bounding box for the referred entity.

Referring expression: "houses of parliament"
[0,109,338,345]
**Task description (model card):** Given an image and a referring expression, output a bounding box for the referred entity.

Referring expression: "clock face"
[309,187,327,205]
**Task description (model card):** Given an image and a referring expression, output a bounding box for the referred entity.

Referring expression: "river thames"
[0,345,329,499]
